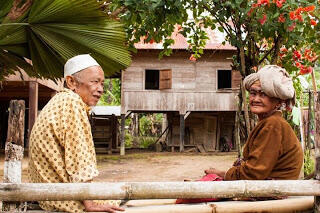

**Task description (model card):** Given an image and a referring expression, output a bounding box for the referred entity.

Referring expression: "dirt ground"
[0,151,237,182]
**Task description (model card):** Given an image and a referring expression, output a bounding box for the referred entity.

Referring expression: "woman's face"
[249,81,280,119]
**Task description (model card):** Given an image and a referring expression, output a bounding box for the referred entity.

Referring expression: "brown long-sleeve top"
[225,111,303,180]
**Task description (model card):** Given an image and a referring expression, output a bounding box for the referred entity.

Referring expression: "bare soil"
[0,151,237,182]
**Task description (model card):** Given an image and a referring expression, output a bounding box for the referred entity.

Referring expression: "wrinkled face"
[68,66,105,106]
[249,81,281,119]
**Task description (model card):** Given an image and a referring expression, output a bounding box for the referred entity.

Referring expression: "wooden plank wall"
[122,50,239,114]
[168,112,235,151]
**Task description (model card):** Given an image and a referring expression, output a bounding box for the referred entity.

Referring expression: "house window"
[145,69,159,90]
[145,69,172,90]
[217,70,231,89]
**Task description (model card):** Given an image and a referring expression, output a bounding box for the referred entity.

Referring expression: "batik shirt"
[28,88,99,212]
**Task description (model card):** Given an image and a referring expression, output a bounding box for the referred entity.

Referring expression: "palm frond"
[29,0,106,24]
[0,0,14,22]
[0,0,131,80]
[0,49,35,81]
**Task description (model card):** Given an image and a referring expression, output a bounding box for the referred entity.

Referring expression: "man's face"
[73,66,105,106]
[249,81,280,118]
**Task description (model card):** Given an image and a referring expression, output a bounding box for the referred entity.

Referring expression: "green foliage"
[0,0,131,80]
[138,136,157,148]
[139,115,152,136]
[98,78,121,106]
[125,132,133,148]
[105,0,319,77]
[304,150,315,177]
[139,113,163,136]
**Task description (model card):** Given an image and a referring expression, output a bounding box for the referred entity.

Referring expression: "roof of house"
[134,27,236,50]
[91,106,121,116]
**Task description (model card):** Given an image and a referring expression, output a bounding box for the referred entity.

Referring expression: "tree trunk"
[3,100,25,211]
[314,91,320,212]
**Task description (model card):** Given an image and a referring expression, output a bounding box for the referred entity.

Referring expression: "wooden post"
[111,114,117,151]
[120,114,125,156]
[179,114,185,152]
[3,100,25,211]
[27,81,38,148]
[314,91,320,213]
[216,115,221,150]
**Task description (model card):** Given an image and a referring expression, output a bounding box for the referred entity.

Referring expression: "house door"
[203,116,217,151]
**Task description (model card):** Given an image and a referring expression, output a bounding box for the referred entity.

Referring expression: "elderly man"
[28,54,124,213]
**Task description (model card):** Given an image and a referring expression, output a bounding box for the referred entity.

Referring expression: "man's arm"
[83,200,124,213]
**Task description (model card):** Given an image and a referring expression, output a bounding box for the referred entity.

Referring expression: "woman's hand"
[204,167,226,178]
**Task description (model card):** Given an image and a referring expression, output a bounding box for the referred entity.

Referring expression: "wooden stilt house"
[121,30,241,152]
[0,70,63,150]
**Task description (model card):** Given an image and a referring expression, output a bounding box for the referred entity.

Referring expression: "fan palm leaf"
[0,0,131,80]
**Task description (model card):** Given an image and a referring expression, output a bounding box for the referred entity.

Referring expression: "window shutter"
[231,70,242,89]
[159,69,172,90]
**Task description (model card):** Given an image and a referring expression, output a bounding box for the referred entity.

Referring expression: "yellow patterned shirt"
[28,88,99,212]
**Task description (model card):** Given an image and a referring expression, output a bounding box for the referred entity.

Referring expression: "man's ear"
[65,75,78,91]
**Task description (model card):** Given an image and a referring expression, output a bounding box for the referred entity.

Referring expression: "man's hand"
[83,200,125,212]
[204,167,226,178]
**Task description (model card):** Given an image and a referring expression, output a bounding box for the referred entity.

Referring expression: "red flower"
[259,14,267,25]
[293,50,302,60]
[295,62,301,68]
[278,13,285,23]
[288,22,296,31]
[248,8,254,16]
[276,0,285,8]
[258,0,270,6]
[280,47,288,52]
[252,3,259,8]
[310,19,317,26]
[296,14,303,22]
[289,11,296,20]
[304,49,318,62]
[189,55,197,62]
[299,66,313,75]
[304,5,315,12]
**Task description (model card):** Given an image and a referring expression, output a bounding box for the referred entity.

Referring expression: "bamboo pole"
[121,197,314,213]
[0,180,319,202]
[3,100,25,211]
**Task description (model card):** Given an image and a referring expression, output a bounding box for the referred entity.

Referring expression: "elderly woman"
[206,65,303,180]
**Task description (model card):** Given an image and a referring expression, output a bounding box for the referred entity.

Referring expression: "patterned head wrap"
[243,65,295,110]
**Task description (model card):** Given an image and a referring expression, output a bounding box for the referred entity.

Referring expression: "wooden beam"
[3,100,25,211]
[27,81,38,148]
[0,180,320,201]
[179,114,185,152]
[120,114,125,156]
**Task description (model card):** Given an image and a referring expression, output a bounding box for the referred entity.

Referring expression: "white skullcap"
[64,54,100,78]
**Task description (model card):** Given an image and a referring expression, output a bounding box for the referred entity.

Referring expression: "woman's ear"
[65,75,78,91]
